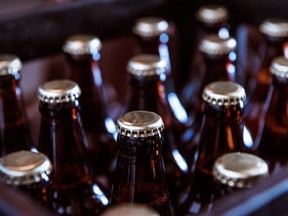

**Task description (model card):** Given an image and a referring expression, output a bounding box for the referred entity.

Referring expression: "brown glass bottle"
[180,35,237,170]
[132,17,191,128]
[178,81,254,215]
[256,56,288,177]
[123,54,189,206]
[63,34,117,184]
[110,111,174,216]
[243,19,288,140]
[37,79,109,215]
[0,54,35,156]
[0,150,53,211]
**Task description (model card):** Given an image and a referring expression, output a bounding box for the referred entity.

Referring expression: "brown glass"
[0,73,34,156]
[244,36,288,140]
[110,132,174,216]
[178,98,253,215]
[256,74,288,177]
[64,53,117,183]
[123,72,189,206]
[38,99,108,215]
[180,53,234,171]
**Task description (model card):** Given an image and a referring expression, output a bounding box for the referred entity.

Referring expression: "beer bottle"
[123,54,189,205]
[0,54,35,156]
[178,81,254,215]
[63,34,117,185]
[37,79,109,215]
[213,152,268,196]
[110,110,174,216]
[243,19,288,139]
[132,17,191,127]
[256,56,288,177]
[100,204,159,216]
[0,150,53,210]
[180,35,237,169]
[182,4,230,93]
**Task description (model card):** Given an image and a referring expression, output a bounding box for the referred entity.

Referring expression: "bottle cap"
[127,54,166,76]
[62,34,102,55]
[0,151,52,185]
[38,79,81,103]
[202,81,246,106]
[100,204,160,216]
[270,56,288,78]
[195,4,229,24]
[0,54,22,76]
[259,18,288,37]
[133,17,169,37]
[117,110,164,138]
[213,152,269,188]
[199,34,236,55]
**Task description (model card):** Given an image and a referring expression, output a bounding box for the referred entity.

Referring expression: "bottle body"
[38,80,109,215]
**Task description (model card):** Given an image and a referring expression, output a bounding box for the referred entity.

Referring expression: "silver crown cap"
[38,79,81,103]
[133,17,169,37]
[63,34,102,55]
[195,4,229,24]
[213,152,269,188]
[0,54,22,76]
[199,34,236,55]
[127,54,166,76]
[260,18,288,37]
[100,204,160,216]
[0,150,52,185]
[270,56,288,78]
[117,110,164,138]
[202,81,246,106]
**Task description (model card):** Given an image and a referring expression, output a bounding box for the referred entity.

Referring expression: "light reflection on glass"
[218,27,230,39]
[243,126,254,148]
[93,184,109,205]
[172,149,188,173]
[167,93,189,124]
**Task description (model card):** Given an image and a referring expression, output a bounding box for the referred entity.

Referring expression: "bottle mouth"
[202,81,246,106]
[38,79,81,104]
[63,34,102,55]
[117,110,164,138]
[127,54,166,77]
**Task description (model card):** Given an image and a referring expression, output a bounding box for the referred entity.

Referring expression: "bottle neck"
[261,36,288,68]
[65,53,104,100]
[204,102,244,119]
[135,34,172,74]
[65,53,110,127]
[117,133,163,156]
[125,74,172,126]
[38,100,89,178]
[201,53,234,93]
